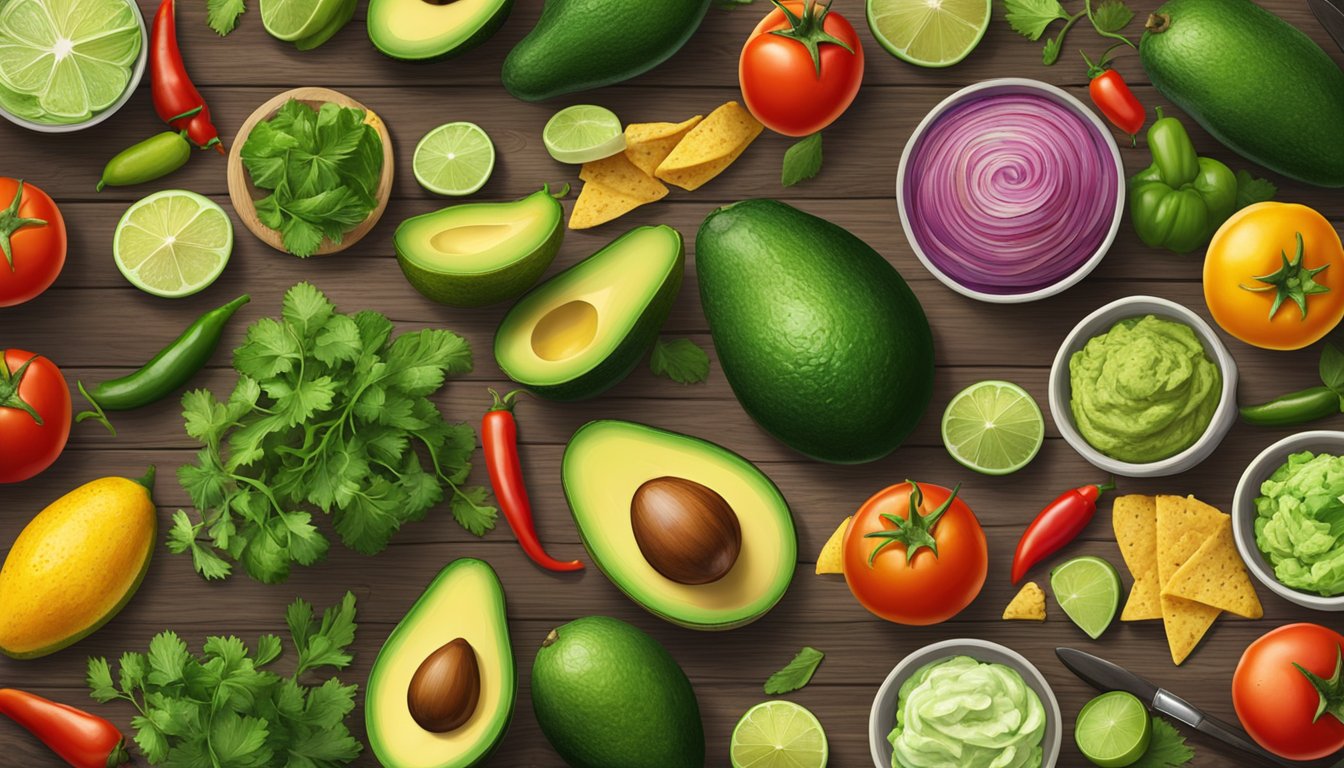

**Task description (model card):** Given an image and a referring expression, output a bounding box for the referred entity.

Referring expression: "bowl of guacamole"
[868,639,1061,768]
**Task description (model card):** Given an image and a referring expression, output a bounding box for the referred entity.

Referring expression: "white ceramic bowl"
[1048,296,1239,478]
[869,638,1062,768]
[0,0,148,133]
[896,78,1125,304]
[1233,431,1344,611]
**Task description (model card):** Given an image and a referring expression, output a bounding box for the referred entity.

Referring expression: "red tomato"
[0,179,66,308]
[739,0,863,137]
[842,481,987,625]
[0,349,71,483]
[1234,623,1344,761]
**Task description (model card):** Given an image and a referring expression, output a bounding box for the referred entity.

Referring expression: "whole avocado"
[696,199,935,464]
[1139,0,1344,187]
[502,0,711,102]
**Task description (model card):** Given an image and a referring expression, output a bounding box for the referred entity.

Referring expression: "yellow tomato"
[1204,202,1344,350]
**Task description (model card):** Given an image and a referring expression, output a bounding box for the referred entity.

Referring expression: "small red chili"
[1010,479,1116,584]
[0,689,129,768]
[1082,50,1145,144]
[482,389,583,572]
[151,0,224,153]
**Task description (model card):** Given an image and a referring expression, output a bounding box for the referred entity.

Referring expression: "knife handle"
[1196,714,1296,768]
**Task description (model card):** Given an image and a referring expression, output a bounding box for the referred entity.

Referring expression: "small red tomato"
[1083,53,1145,139]
[739,0,864,137]
[1234,623,1344,761]
[0,179,66,308]
[0,350,71,483]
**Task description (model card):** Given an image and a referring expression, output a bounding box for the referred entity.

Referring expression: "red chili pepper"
[1082,50,1145,144]
[0,689,129,768]
[1010,479,1116,584]
[151,0,224,153]
[482,389,583,572]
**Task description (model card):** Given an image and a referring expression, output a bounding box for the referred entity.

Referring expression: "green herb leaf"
[651,338,711,385]
[1130,717,1194,767]
[1005,0,1068,40]
[1321,341,1344,393]
[764,646,825,694]
[782,133,823,187]
[1236,170,1277,210]
[1042,34,1064,64]
[206,0,245,36]
[86,657,117,702]
[1091,0,1134,33]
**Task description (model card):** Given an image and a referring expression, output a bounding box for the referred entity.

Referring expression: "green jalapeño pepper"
[97,129,193,192]
[1128,108,1238,254]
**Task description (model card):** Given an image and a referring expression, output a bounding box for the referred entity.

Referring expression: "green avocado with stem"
[367,0,512,61]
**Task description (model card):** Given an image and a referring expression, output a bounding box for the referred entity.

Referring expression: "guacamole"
[1069,315,1221,463]
[1255,451,1344,596]
[888,655,1045,768]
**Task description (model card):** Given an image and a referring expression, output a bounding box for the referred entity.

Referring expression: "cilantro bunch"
[1005,0,1135,65]
[88,593,362,767]
[169,283,495,583]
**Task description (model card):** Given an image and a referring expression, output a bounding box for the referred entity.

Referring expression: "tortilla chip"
[624,115,703,177]
[580,153,668,202]
[1164,518,1264,619]
[1113,495,1161,621]
[1156,496,1229,665]
[815,516,850,575]
[655,101,763,191]
[1003,582,1047,621]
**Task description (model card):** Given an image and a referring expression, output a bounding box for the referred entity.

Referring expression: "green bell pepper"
[1128,108,1238,254]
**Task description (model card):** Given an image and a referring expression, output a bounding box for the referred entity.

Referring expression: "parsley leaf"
[651,338,710,385]
[1005,0,1069,40]
[206,0,245,36]
[782,133,823,187]
[1042,34,1065,65]
[764,647,824,694]
[1091,0,1134,33]
[1130,717,1194,767]
[1235,170,1277,209]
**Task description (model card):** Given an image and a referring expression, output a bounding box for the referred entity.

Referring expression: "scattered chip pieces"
[1114,495,1161,622]
[1156,496,1228,666]
[655,101,764,191]
[815,516,850,575]
[1164,518,1264,620]
[624,115,703,177]
[569,153,668,230]
[1003,581,1046,621]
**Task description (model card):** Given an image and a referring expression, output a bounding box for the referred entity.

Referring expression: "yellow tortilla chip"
[568,182,657,230]
[624,115,703,177]
[815,516,850,575]
[579,153,668,203]
[1164,518,1263,619]
[1113,495,1161,621]
[655,101,763,191]
[1003,582,1046,621]
[1156,496,1228,665]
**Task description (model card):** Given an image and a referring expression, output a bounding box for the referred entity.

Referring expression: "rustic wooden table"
[2,0,1341,764]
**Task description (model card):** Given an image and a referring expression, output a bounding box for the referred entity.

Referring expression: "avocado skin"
[501,0,711,101]
[532,616,704,768]
[367,0,513,61]
[696,199,935,464]
[1140,0,1344,187]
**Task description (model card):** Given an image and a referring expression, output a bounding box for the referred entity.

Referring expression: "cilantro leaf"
[1091,0,1134,33]
[1042,34,1064,65]
[450,484,498,536]
[1321,341,1344,393]
[651,338,710,384]
[1236,170,1277,209]
[1130,717,1194,767]
[206,0,245,36]
[1005,0,1068,40]
[781,133,823,187]
[87,657,117,702]
[764,647,824,694]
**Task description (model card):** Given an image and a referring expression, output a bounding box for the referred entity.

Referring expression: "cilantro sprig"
[764,647,825,694]
[168,283,495,584]
[1005,0,1136,65]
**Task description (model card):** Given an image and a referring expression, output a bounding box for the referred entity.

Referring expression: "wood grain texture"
[0,1,1337,766]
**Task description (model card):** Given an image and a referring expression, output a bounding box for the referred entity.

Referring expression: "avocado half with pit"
[365,558,515,768]
[395,186,565,307]
[562,420,796,630]
[494,225,683,401]
[367,0,512,61]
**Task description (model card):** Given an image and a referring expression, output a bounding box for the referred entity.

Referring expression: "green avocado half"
[562,420,796,630]
[494,225,683,400]
[365,558,515,768]
[367,0,511,61]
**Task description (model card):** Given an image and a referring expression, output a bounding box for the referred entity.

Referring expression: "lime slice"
[413,122,495,196]
[260,0,343,42]
[730,701,828,768]
[543,104,626,164]
[867,0,990,68]
[1051,556,1121,640]
[1076,692,1153,767]
[941,380,1044,475]
[114,190,233,299]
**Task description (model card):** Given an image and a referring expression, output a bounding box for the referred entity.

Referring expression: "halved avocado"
[367,0,511,61]
[494,225,683,401]
[562,420,797,630]
[395,186,565,307]
[366,559,515,768]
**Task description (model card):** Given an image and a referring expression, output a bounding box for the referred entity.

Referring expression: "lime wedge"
[260,0,343,42]
[543,104,625,164]
[867,0,990,68]
[413,122,495,196]
[730,701,828,768]
[114,190,233,298]
[1051,556,1121,640]
[293,0,355,50]
[1076,692,1153,767]
[941,380,1044,475]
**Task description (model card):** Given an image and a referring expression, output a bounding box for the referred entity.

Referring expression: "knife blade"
[1309,0,1344,54]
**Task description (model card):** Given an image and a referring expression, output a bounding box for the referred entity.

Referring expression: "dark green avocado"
[367,0,512,61]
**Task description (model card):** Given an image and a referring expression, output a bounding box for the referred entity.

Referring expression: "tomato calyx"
[864,481,960,566]
[1239,232,1330,320]
[0,180,48,272]
[0,351,45,426]
[1294,644,1344,725]
[766,0,853,78]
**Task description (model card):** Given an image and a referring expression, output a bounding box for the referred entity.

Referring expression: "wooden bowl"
[226,87,395,257]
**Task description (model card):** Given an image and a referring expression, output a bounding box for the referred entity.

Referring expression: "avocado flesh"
[494,225,684,400]
[562,420,796,630]
[368,0,512,61]
[366,559,515,768]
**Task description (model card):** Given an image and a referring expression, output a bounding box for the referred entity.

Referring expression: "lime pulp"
[413,122,496,196]
[1075,691,1153,767]
[543,104,626,164]
[260,0,346,41]
[113,190,233,299]
[866,0,991,68]
[1051,556,1122,640]
[730,700,828,768]
[941,380,1044,475]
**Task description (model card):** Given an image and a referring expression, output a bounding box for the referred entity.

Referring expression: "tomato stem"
[0,351,45,426]
[766,0,854,78]
[0,180,48,272]
[1294,645,1344,724]
[863,481,960,566]
[1239,232,1329,320]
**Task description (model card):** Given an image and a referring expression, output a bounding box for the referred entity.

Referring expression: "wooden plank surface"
[3,0,1341,765]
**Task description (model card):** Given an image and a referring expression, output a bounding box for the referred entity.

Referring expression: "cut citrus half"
[543,104,625,164]
[114,190,233,299]
[730,700,828,768]
[1051,556,1122,640]
[413,122,496,196]
[259,0,344,42]
[1075,691,1153,767]
[866,0,991,68]
[941,380,1044,475]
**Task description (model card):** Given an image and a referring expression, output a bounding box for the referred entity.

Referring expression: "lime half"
[1076,692,1153,767]
[1051,556,1121,640]
[259,0,344,41]
[941,380,1044,475]
[543,104,625,164]
[730,701,828,768]
[114,190,233,298]
[413,122,495,196]
[867,0,990,68]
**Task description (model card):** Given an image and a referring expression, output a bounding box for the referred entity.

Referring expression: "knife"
[1309,0,1344,55]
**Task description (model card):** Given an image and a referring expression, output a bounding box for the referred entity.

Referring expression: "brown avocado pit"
[630,476,742,585]
[407,637,481,733]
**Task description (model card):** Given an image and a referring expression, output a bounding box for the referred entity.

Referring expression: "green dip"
[888,655,1045,768]
[1068,315,1221,463]
[1255,450,1344,596]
